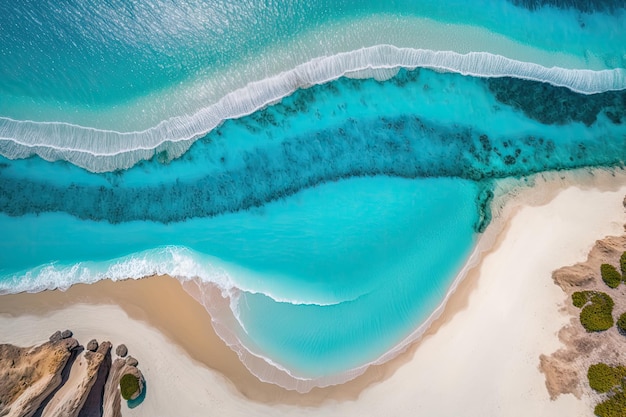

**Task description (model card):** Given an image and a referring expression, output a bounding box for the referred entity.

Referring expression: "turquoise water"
[0,0,625,391]
[0,176,479,380]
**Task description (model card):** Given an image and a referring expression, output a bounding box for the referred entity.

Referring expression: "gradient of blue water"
[0,0,625,385]
[236,177,479,377]
[0,0,623,113]
[1,62,625,379]
[1,69,624,225]
[0,176,479,377]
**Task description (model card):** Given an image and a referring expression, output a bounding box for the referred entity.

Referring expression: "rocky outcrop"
[41,342,112,417]
[0,335,78,417]
[1,333,145,417]
[102,355,145,417]
[123,367,144,401]
[101,359,124,417]
[77,340,112,417]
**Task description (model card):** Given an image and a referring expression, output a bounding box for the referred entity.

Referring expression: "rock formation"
[41,342,112,417]
[0,332,78,417]
[102,357,145,417]
[0,332,145,417]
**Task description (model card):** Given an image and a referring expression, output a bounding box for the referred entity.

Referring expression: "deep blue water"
[0,0,625,391]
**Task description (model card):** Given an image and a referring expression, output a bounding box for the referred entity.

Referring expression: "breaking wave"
[1,45,624,172]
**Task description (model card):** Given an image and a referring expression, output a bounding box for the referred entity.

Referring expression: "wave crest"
[0,247,233,295]
[1,45,624,172]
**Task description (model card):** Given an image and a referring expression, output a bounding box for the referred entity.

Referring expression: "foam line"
[1,45,624,172]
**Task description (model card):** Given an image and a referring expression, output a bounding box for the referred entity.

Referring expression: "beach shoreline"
[1,167,626,415]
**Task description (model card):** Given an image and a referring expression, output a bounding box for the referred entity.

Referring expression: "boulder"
[87,339,98,352]
[115,344,128,358]
[103,359,145,416]
[123,367,145,401]
[49,330,62,342]
[125,356,138,367]
[61,329,73,339]
[61,337,80,351]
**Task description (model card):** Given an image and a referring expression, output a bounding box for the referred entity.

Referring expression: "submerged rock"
[61,329,73,339]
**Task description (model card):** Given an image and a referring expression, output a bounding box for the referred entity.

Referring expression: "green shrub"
[588,363,626,393]
[601,264,622,289]
[572,291,589,308]
[594,387,626,417]
[620,252,626,279]
[574,291,614,332]
[618,312,626,336]
[581,305,614,332]
[590,364,626,417]
[120,373,140,401]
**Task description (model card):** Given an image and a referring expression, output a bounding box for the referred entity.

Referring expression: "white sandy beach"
[1,170,626,416]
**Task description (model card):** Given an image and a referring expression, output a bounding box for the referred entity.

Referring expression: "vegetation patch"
[588,363,626,393]
[594,387,626,417]
[601,263,622,289]
[571,291,614,332]
[621,251,626,281]
[589,363,626,417]
[572,291,588,308]
[120,373,140,401]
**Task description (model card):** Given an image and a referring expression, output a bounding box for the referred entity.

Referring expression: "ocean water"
[0,0,625,392]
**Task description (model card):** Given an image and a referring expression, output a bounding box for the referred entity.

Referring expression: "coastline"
[1,167,626,415]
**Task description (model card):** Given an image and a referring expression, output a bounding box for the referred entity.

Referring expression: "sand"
[1,169,626,416]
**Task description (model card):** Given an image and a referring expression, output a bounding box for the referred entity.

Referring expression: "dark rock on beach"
[115,344,128,358]
[49,330,63,342]
[87,339,99,352]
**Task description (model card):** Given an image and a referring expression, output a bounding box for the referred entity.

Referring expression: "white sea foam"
[0,246,235,295]
[1,45,624,172]
[0,243,349,390]
[1,239,452,390]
